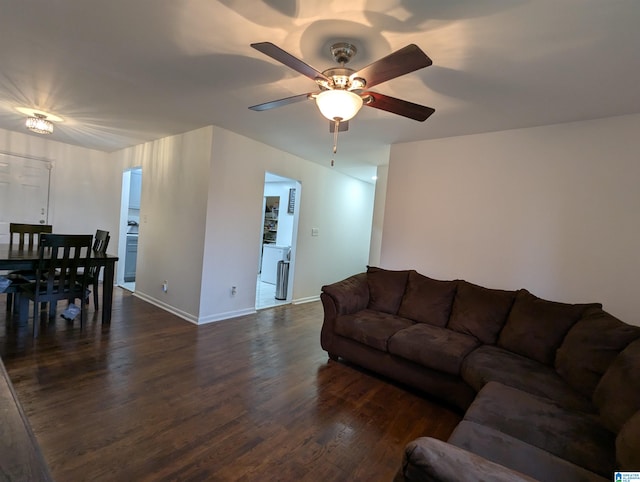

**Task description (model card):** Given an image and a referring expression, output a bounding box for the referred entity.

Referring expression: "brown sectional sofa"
[320,267,640,481]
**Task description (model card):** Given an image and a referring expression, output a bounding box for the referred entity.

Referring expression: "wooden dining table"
[0,244,119,324]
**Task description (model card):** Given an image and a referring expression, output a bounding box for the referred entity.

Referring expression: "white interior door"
[0,153,51,243]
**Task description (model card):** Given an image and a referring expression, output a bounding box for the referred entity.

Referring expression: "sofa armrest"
[395,437,537,482]
[321,272,369,315]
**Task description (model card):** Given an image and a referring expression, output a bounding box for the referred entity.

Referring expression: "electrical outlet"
[162,280,168,292]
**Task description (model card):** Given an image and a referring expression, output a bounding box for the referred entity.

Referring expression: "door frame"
[256,172,301,308]
[117,167,142,287]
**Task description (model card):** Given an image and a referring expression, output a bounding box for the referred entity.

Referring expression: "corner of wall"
[369,164,389,267]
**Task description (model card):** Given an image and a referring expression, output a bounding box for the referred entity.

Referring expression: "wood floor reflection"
[0,288,460,481]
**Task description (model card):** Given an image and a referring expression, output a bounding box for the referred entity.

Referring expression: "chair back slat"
[92,229,110,253]
[36,234,93,297]
[87,230,110,278]
[9,223,53,250]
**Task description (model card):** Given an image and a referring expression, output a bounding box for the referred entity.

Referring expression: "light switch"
[311,228,319,237]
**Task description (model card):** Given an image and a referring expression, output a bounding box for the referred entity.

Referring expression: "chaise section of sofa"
[450,382,614,480]
[396,436,538,482]
[321,267,640,480]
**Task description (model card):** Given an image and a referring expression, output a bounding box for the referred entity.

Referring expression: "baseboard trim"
[132,292,257,325]
[132,292,199,325]
[197,308,257,325]
[293,295,320,305]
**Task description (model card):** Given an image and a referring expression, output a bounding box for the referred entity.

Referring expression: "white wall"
[199,127,375,322]
[0,124,375,324]
[0,127,119,242]
[381,114,640,324]
[368,164,389,267]
[113,127,213,321]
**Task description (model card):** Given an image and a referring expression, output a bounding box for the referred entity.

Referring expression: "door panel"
[0,154,51,243]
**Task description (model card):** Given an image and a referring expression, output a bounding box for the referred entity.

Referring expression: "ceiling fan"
[249,41,435,153]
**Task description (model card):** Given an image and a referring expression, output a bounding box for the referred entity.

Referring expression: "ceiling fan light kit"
[249,41,435,154]
[315,90,363,122]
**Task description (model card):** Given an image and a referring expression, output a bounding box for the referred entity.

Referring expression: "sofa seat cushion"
[593,338,640,433]
[556,307,640,398]
[388,324,480,375]
[334,309,414,352]
[463,382,615,477]
[449,421,608,482]
[397,270,457,327]
[366,266,410,314]
[461,345,596,413]
[497,289,600,365]
[616,409,640,471]
[447,281,518,344]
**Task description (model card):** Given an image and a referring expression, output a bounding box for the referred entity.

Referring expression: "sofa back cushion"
[555,307,640,398]
[593,338,640,433]
[366,266,410,314]
[497,290,599,365]
[447,281,518,344]
[397,271,457,327]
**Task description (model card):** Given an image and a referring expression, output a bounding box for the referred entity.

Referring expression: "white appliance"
[261,245,290,284]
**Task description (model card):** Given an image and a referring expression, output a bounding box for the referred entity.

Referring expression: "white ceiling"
[1,0,639,182]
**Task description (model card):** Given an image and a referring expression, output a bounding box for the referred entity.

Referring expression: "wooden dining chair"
[19,234,93,337]
[4,223,53,312]
[85,229,110,310]
[8,223,53,250]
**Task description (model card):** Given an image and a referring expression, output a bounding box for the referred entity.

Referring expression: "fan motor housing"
[318,67,366,91]
[330,42,357,64]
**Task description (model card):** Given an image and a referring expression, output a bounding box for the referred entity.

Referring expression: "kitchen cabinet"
[261,245,289,284]
[124,236,138,282]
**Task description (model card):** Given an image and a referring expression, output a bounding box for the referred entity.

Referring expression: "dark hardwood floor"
[0,288,461,481]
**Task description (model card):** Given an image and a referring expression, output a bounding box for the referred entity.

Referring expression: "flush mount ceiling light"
[25,114,54,134]
[16,107,64,135]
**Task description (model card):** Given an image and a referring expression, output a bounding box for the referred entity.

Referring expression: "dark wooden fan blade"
[249,93,314,111]
[329,120,349,132]
[362,91,435,121]
[352,44,432,89]
[251,42,330,82]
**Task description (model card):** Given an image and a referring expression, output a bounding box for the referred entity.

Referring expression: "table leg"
[102,261,115,324]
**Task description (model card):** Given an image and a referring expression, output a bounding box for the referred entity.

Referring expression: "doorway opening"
[117,167,141,292]
[256,172,301,309]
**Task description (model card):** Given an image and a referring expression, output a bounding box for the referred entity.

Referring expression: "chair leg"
[19,296,38,338]
[33,303,39,338]
[19,296,29,324]
[48,301,56,319]
[6,293,21,313]
[93,282,99,310]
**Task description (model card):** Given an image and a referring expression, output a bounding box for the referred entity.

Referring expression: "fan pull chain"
[332,118,340,154]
